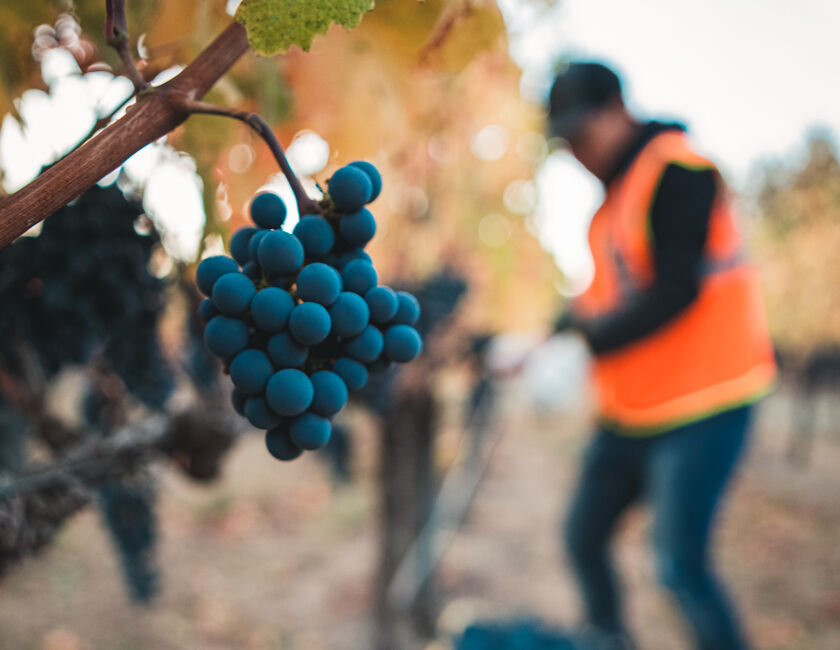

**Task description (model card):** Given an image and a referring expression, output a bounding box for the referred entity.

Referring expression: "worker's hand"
[552,309,580,334]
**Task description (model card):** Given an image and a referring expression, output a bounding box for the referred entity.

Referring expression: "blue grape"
[293,215,335,257]
[342,260,378,295]
[329,292,369,337]
[310,370,348,416]
[339,208,376,247]
[242,260,261,281]
[339,248,372,269]
[297,263,342,306]
[204,316,248,359]
[267,331,308,367]
[265,426,303,461]
[266,369,313,416]
[230,226,257,264]
[231,388,247,416]
[328,166,372,213]
[245,396,283,429]
[196,255,238,296]
[198,298,218,323]
[333,357,368,391]
[365,286,398,323]
[289,302,331,346]
[258,231,304,277]
[212,272,256,316]
[248,229,269,260]
[251,287,294,332]
[230,349,274,394]
[392,291,421,325]
[384,325,423,363]
[349,160,382,202]
[250,192,287,229]
[290,414,332,451]
[343,325,384,363]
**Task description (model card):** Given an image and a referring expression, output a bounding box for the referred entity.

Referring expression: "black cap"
[548,62,622,140]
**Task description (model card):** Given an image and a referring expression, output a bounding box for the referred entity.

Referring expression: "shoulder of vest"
[642,131,716,172]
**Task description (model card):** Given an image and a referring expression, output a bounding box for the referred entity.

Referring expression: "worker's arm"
[570,164,717,354]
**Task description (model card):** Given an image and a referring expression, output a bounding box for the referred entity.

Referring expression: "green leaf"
[235,0,375,56]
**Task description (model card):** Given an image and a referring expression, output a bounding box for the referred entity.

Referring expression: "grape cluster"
[0,185,173,408]
[198,162,423,461]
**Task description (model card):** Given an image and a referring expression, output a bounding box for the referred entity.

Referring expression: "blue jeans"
[563,406,753,650]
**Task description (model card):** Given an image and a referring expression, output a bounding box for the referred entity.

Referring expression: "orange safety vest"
[574,130,777,433]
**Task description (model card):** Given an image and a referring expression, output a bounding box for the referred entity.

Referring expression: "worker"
[546,62,777,650]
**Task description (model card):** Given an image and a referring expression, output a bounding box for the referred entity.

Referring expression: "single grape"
[297,263,342,306]
[290,414,332,451]
[343,325,384,363]
[293,215,335,257]
[384,325,423,363]
[392,291,421,326]
[212,272,256,316]
[251,287,295,332]
[265,426,303,461]
[230,226,257,264]
[328,166,373,213]
[339,249,372,269]
[242,260,262,281]
[333,357,368,391]
[267,331,308,367]
[339,208,377,248]
[204,315,248,359]
[365,286,398,323]
[329,292,369,337]
[250,192,287,229]
[310,370,348,416]
[349,161,382,202]
[245,396,283,429]
[196,255,238,296]
[248,229,269,260]
[231,388,247,416]
[266,368,313,416]
[258,230,304,277]
[289,302,331,346]
[198,298,219,323]
[230,348,274,394]
[342,259,378,295]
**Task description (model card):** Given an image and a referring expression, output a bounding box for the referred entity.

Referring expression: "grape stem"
[171,97,322,216]
[105,0,149,92]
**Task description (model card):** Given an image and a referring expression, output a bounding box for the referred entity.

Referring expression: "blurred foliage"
[215,0,559,331]
[1,0,560,333]
[750,134,840,353]
[234,0,375,56]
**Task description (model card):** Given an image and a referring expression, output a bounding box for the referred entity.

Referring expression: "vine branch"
[171,98,321,216]
[105,0,148,92]
[0,21,251,249]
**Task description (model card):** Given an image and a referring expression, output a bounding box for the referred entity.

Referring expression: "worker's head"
[547,62,637,181]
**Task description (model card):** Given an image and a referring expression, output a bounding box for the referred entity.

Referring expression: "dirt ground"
[1,386,838,650]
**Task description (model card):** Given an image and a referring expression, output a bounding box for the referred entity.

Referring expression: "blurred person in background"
[546,62,777,650]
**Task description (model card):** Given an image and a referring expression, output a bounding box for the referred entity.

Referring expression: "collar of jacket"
[602,120,687,188]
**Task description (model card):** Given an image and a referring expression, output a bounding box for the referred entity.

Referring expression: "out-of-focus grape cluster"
[197,162,423,461]
[0,185,173,408]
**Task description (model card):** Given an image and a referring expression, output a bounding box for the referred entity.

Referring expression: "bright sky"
[499,0,840,291]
